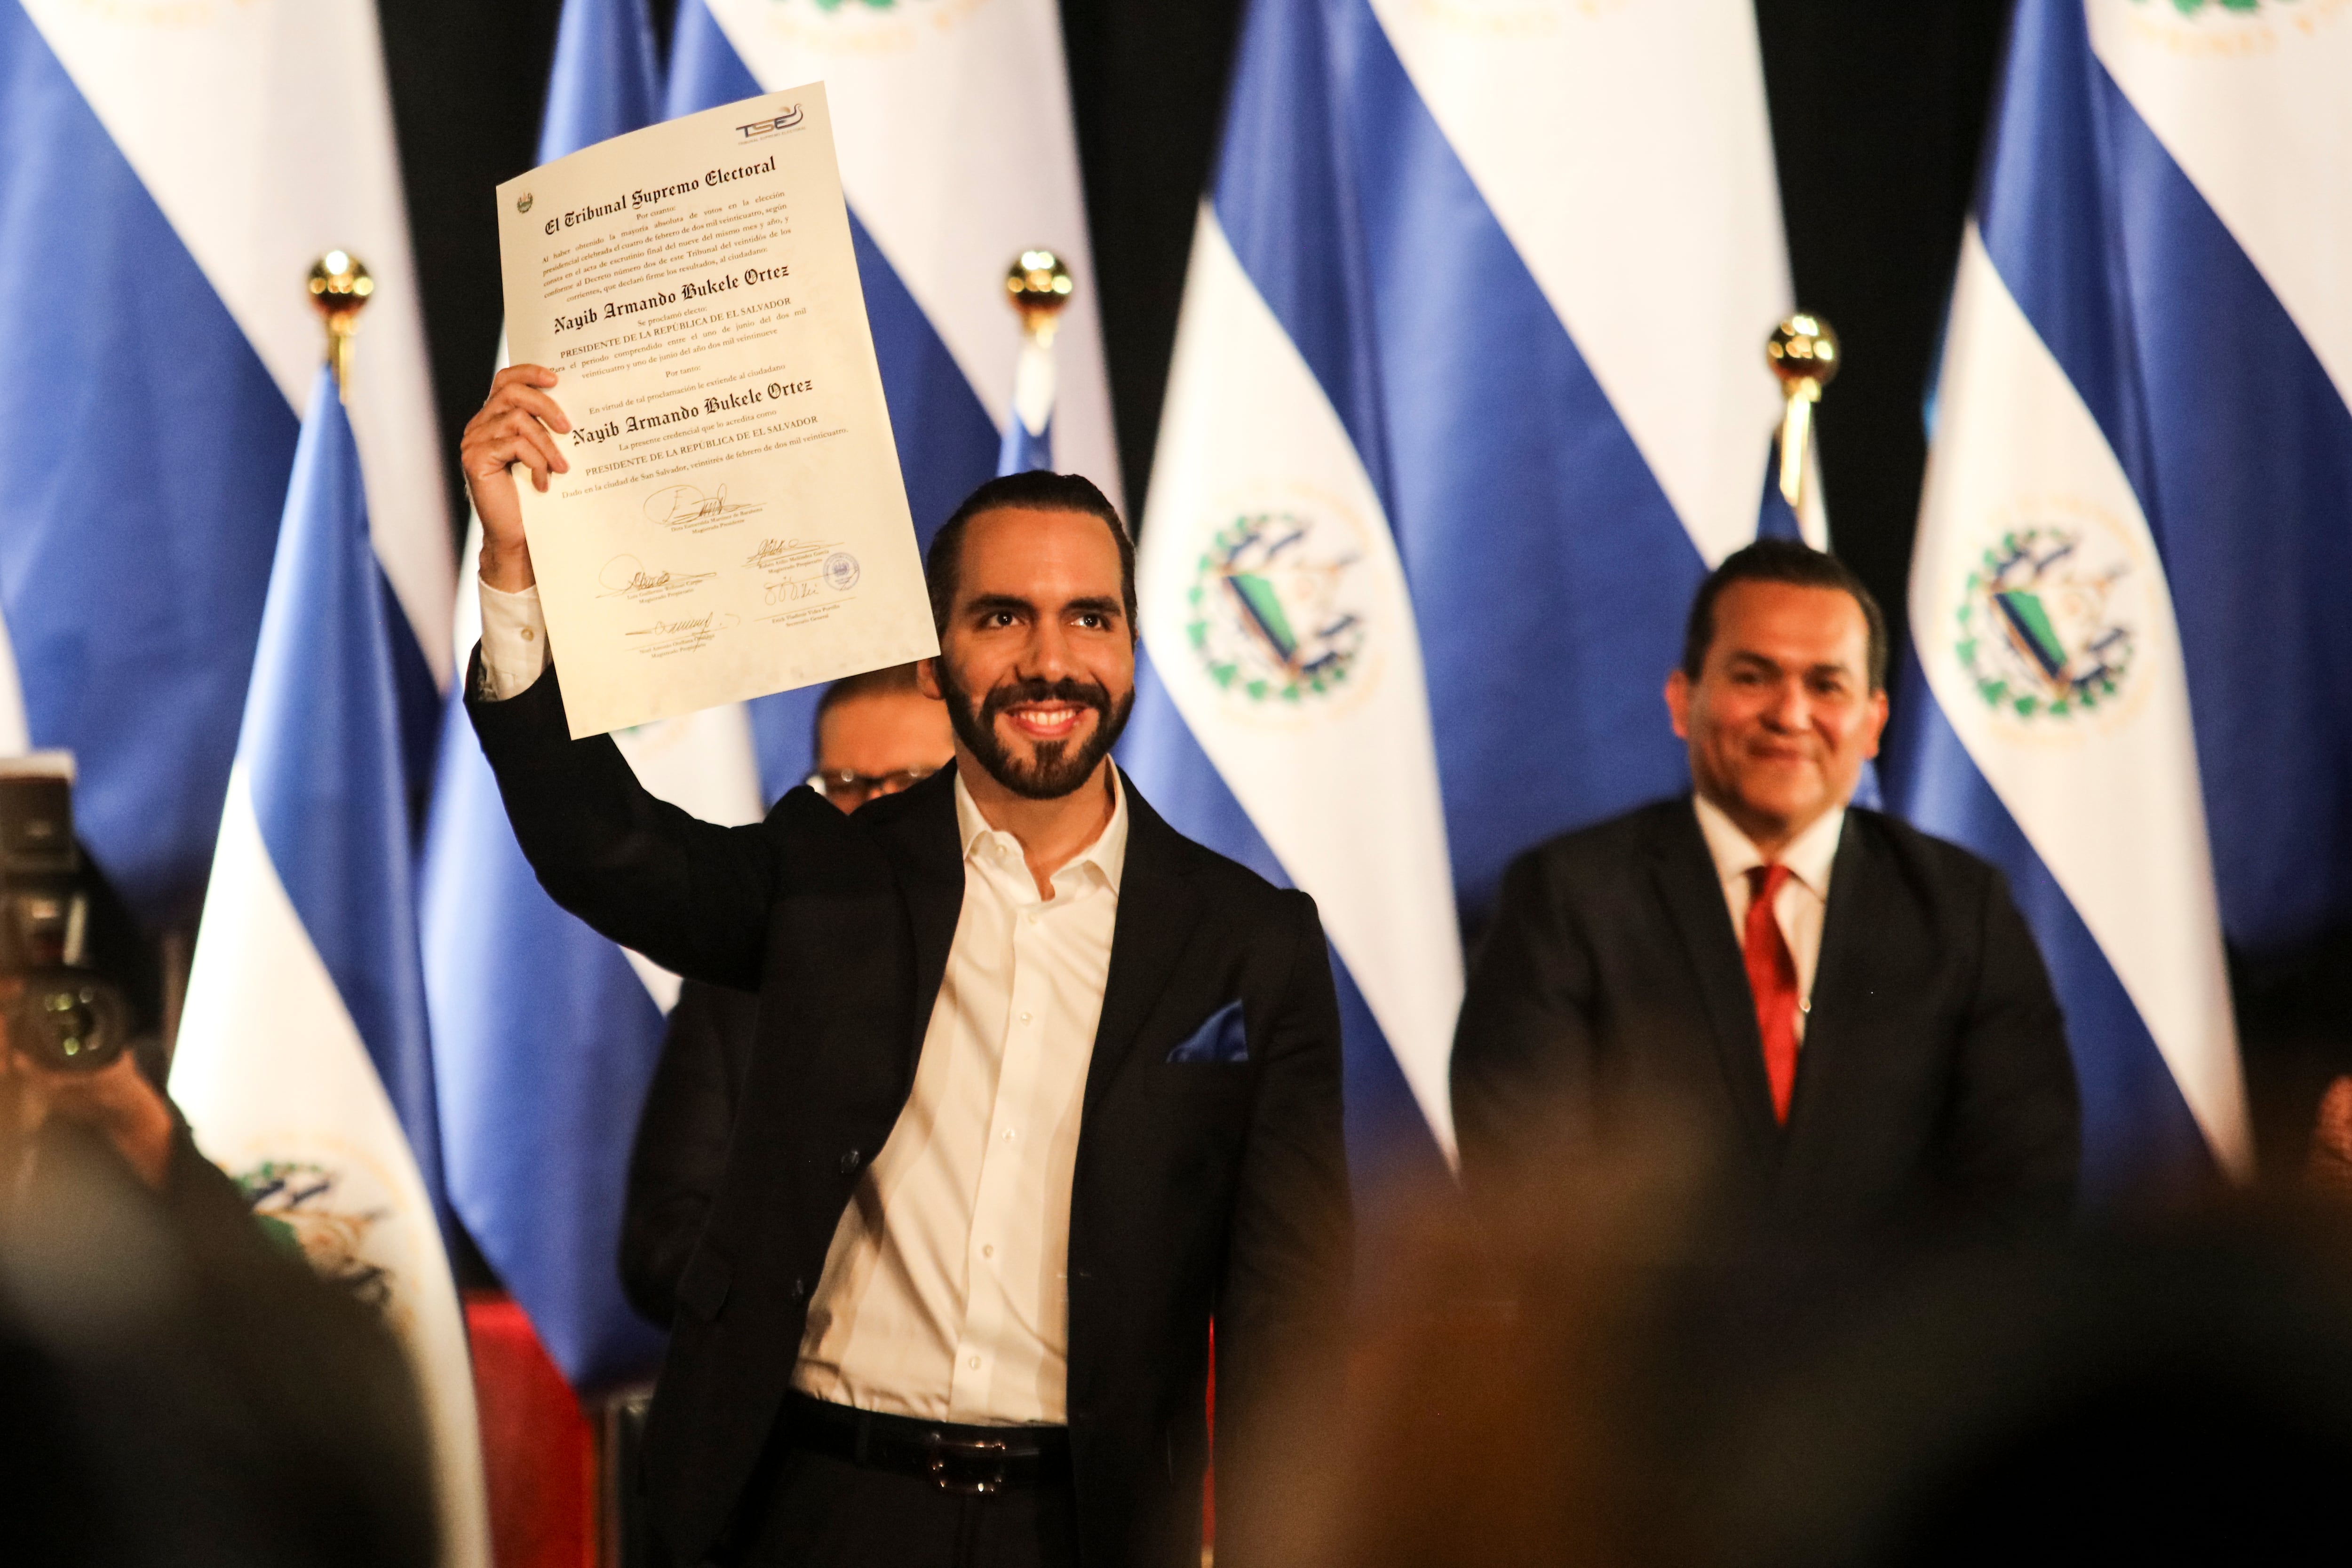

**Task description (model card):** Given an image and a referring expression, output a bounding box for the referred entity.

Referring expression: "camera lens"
[38,984,103,1062]
[8,971,126,1071]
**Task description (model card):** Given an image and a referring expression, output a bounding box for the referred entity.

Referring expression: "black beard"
[937,662,1134,800]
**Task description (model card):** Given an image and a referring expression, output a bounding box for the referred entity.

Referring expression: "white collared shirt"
[475,576,1126,1424]
[1692,794,1845,1042]
[476,578,549,699]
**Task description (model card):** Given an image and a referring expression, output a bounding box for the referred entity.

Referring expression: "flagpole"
[308,249,374,394]
[1000,249,1071,474]
[1767,312,1839,515]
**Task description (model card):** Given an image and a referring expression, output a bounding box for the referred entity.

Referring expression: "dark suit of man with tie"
[1451,540,2079,1231]
[459,364,1349,1568]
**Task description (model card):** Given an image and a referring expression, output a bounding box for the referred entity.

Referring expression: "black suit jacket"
[1450,796,2079,1229]
[621,979,758,1329]
[469,660,1350,1568]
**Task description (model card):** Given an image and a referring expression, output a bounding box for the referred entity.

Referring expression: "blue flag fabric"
[538,0,660,165]
[1885,0,2312,1191]
[422,0,674,1389]
[175,365,489,1559]
[249,368,444,1201]
[0,3,297,927]
[998,412,1053,477]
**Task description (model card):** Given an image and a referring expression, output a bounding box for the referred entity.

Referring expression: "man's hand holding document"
[477,86,934,737]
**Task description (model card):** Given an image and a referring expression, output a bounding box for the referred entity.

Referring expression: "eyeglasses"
[805,766,937,806]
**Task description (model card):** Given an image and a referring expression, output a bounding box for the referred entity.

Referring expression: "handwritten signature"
[644,482,761,528]
[763,577,822,606]
[598,554,714,597]
[743,536,818,570]
[626,610,739,639]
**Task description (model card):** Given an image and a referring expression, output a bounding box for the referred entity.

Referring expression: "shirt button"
[520,626,536,641]
[1026,911,1039,926]
[1001,1129,1016,1143]
[982,1244,995,1259]
[1019,1010,1033,1024]
[968,1355,982,1370]
[838,1148,862,1174]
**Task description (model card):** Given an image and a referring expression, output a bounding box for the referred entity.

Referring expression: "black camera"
[0,764,130,1072]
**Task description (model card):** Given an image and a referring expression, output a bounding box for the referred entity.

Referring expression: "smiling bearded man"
[1449,538,2080,1237]
[455,361,1348,1568]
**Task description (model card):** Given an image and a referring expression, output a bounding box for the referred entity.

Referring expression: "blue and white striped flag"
[172,370,488,1568]
[423,0,767,1390]
[0,0,452,927]
[1120,0,1806,1176]
[1887,0,2352,1193]
[667,0,1118,798]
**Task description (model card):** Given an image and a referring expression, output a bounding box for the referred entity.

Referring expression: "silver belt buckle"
[924,1435,1012,1495]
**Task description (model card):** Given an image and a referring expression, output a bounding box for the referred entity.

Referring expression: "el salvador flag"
[667,0,1120,798]
[171,369,489,1568]
[0,0,452,928]
[1888,0,2352,1193]
[422,0,766,1392]
[1120,0,1808,1179]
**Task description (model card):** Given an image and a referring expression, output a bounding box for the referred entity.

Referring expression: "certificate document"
[497,85,935,738]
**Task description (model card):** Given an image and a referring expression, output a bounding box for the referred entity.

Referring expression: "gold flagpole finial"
[308,251,374,394]
[1005,250,1073,348]
[1766,313,1840,515]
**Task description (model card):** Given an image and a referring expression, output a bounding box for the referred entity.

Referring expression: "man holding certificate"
[460,364,1350,1568]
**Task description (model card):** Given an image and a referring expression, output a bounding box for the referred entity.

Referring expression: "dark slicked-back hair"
[924,471,1136,639]
[1681,539,1889,691]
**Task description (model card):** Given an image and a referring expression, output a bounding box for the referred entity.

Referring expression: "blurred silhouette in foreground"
[1249,1113,2352,1568]
[0,774,435,1568]
[0,1045,437,1567]
[2307,1076,2352,1196]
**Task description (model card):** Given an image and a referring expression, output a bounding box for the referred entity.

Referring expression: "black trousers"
[738,1446,1080,1568]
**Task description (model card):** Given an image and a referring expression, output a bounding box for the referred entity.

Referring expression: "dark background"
[373,0,2345,1172]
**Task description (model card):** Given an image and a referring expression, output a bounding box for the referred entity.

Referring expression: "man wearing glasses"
[623,665,954,1328]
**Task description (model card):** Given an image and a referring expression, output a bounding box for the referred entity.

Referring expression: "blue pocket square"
[1167,1000,1248,1065]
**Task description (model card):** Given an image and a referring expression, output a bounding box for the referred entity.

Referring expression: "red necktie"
[1743,863,1800,1125]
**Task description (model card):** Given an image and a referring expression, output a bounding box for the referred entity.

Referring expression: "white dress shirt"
[473,577,1123,1425]
[1692,794,1845,1042]
[794,771,1124,1425]
[476,578,553,699]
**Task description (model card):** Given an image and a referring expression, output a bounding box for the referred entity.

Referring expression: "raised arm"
[459,363,779,989]
[461,362,568,595]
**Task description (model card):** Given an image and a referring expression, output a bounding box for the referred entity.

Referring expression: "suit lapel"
[872,766,965,1069]
[1784,812,1869,1138]
[1082,776,1207,1120]
[1647,800,1782,1169]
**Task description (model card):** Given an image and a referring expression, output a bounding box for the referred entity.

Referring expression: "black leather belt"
[783,1393,1073,1496]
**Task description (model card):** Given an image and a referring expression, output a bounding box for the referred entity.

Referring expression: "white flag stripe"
[2087,0,2352,412]
[21,0,455,676]
[1139,208,1462,1156]
[0,598,27,757]
[1916,227,2248,1174]
[173,768,490,1567]
[699,0,1121,503]
[1368,0,1793,567]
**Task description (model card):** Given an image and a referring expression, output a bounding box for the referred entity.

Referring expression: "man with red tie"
[1450,540,2080,1231]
